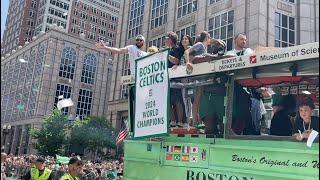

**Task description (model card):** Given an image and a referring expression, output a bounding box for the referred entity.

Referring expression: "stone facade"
[107,0,319,131]
[1,29,113,154]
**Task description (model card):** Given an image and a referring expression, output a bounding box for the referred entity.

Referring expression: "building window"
[47,16,53,24]
[26,81,39,117]
[120,84,128,100]
[34,46,45,76]
[108,23,116,31]
[82,3,89,10]
[71,27,76,33]
[148,36,166,49]
[50,0,69,10]
[79,20,86,28]
[25,29,33,36]
[101,12,106,18]
[81,54,97,85]
[209,0,221,4]
[29,10,35,17]
[128,0,145,39]
[151,0,168,29]
[275,12,295,47]
[176,24,196,43]
[90,16,98,23]
[100,19,107,27]
[110,15,118,23]
[72,18,77,24]
[119,55,130,99]
[76,89,93,119]
[27,20,34,27]
[90,24,97,32]
[91,7,98,14]
[98,28,106,35]
[283,0,294,3]
[73,9,78,16]
[87,32,96,40]
[80,12,88,19]
[48,7,68,20]
[54,84,72,115]
[31,0,37,9]
[107,32,115,38]
[208,10,234,51]
[59,47,77,79]
[177,0,197,18]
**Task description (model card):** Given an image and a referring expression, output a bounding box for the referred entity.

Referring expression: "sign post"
[133,50,169,138]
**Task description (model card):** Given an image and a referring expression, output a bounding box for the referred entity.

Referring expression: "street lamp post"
[2,124,11,153]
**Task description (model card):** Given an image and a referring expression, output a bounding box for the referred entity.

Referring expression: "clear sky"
[1,0,9,41]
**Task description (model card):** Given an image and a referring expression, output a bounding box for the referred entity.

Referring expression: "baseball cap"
[68,156,82,165]
[135,35,145,42]
[165,32,178,45]
[210,39,226,47]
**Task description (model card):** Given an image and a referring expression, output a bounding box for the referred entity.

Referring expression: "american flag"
[116,120,128,145]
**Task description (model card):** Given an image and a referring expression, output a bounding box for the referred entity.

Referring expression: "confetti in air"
[32,88,38,92]
[19,59,28,63]
[17,104,25,111]
[43,64,50,68]
[58,95,64,99]
[57,98,74,110]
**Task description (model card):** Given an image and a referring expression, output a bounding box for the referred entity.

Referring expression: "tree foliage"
[70,116,116,152]
[29,109,69,156]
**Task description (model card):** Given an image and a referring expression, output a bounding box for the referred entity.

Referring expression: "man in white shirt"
[95,35,148,75]
[226,33,254,56]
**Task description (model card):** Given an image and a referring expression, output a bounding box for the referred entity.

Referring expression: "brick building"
[1,0,120,55]
[1,0,39,55]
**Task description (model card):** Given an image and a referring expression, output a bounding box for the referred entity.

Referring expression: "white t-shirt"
[127,45,147,75]
[226,48,254,56]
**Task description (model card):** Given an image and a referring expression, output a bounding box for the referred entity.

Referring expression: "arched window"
[59,47,77,79]
[81,53,97,84]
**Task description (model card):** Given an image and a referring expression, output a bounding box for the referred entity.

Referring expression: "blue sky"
[1,0,9,40]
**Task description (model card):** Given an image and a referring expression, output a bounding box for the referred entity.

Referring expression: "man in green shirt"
[59,157,83,180]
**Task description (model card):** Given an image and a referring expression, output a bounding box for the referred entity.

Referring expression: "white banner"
[214,42,319,72]
[134,50,169,138]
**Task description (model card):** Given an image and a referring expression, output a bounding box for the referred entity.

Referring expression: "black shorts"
[170,88,184,104]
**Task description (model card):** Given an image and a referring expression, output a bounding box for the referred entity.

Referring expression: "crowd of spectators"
[1,153,123,180]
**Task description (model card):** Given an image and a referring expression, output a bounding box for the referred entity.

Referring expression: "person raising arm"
[95,35,147,75]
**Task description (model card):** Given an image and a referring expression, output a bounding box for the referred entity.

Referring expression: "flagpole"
[116,143,118,158]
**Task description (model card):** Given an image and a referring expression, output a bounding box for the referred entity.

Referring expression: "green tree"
[70,116,116,157]
[29,109,69,156]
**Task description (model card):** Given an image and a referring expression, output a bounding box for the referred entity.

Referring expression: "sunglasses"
[136,39,143,42]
